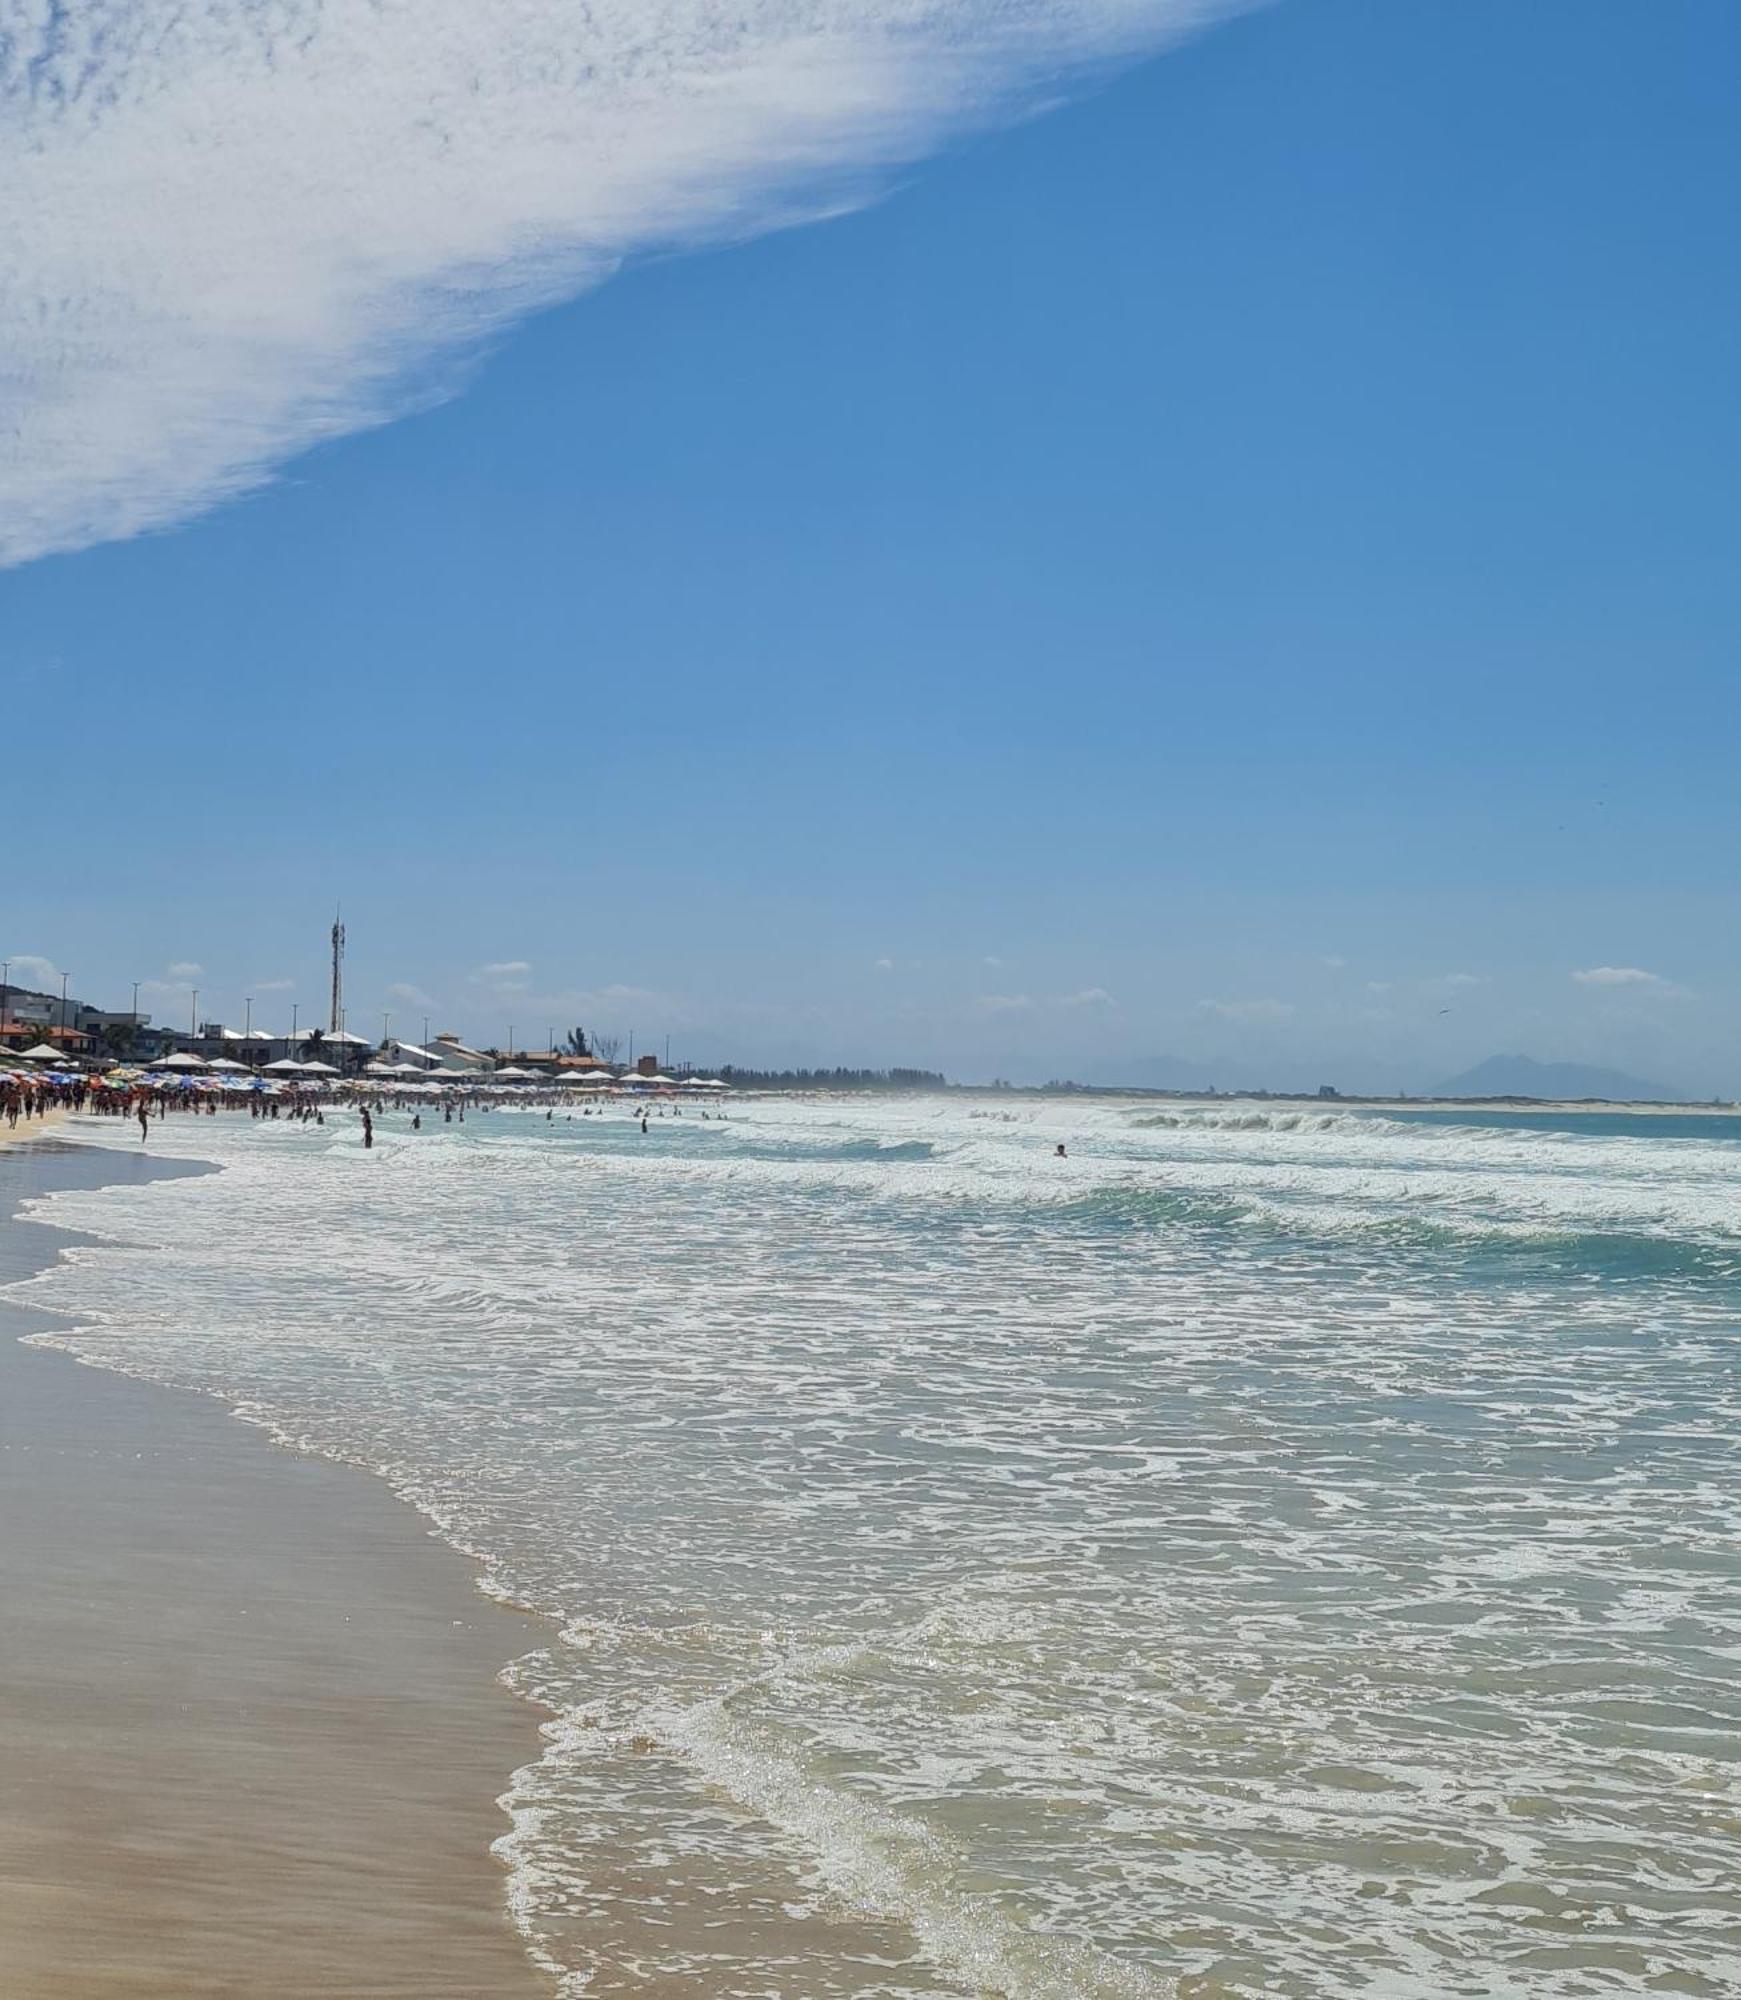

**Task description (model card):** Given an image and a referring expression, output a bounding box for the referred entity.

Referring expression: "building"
[400,1033,494,1075]
[0,983,109,1059]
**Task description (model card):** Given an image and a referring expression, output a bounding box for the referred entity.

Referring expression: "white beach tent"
[155,1051,209,1070]
[14,1043,66,1062]
[262,1057,306,1074]
[299,1060,341,1076]
[493,1065,538,1079]
[207,1057,250,1073]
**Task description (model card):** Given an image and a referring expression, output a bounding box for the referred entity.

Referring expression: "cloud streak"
[1573,966,1663,988]
[0,0,1244,568]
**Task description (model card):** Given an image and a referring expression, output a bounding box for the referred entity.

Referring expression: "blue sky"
[4,0,1738,1089]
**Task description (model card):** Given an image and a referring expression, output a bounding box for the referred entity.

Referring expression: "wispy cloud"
[0,2,1242,568]
[387,982,439,1010]
[474,960,532,981]
[167,961,204,980]
[2,954,64,992]
[1572,965,1663,987]
[1197,996,1293,1023]
[975,987,1114,1015]
[252,978,295,992]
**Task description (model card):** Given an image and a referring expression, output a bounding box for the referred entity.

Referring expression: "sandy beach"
[0,1136,551,1998]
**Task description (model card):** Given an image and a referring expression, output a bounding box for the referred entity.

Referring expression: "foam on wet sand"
[0,1138,550,1998]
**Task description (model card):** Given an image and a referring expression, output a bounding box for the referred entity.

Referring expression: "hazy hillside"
[1431,1055,1685,1103]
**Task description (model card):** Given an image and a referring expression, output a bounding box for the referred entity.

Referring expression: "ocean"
[11,1095,1740,1998]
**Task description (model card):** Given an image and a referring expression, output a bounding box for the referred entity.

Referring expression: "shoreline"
[0,1133,553,1997]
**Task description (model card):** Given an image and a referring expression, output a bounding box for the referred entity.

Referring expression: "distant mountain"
[1431,1054,1686,1103]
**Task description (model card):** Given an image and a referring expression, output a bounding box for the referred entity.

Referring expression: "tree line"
[714,1066,946,1092]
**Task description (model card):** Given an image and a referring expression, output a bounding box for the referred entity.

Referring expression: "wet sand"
[0,1138,552,1998]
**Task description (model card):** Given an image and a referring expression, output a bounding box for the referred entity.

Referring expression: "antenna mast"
[330,911,345,1034]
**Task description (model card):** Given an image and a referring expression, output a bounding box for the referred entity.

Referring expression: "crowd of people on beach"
[3,1070,732,1145]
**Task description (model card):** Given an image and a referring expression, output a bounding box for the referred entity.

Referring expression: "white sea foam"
[9,1095,1741,1997]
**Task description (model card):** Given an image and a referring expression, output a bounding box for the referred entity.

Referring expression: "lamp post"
[190,988,198,1045]
[244,996,254,1069]
[60,971,70,1054]
[291,1001,299,1055]
[131,981,140,1056]
[1,960,9,1040]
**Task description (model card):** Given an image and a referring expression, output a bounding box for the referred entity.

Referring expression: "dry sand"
[0,1138,552,1998]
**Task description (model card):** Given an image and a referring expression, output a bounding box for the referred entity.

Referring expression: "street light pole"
[190,988,198,1043]
[60,971,70,1050]
[131,981,140,1054]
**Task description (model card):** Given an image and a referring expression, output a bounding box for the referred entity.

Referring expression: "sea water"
[11,1096,1740,1997]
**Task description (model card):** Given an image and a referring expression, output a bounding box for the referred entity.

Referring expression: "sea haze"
[14,1097,1741,1998]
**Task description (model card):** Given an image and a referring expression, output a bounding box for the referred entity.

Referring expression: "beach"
[4,1096,1739,1997]
[0,1136,550,1998]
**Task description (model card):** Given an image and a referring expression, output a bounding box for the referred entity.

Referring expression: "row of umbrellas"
[4,1044,732,1088]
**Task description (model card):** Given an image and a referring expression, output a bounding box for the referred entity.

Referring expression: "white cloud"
[873,957,895,972]
[166,961,204,980]
[2,954,64,993]
[253,977,295,992]
[976,988,1112,1014]
[0,1,1243,567]
[1364,980,1392,994]
[1440,972,1486,988]
[387,982,439,1010]
[1197,997,1293,1023]
[1572,966,1663,987]
[983,955,1004,968]
[474,960,532,981]
[1319,954,1347,970]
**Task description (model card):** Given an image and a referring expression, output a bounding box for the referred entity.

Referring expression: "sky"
[3,0,1738,1092]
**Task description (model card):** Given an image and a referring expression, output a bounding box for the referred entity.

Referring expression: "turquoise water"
[13,1097,1741,1997]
